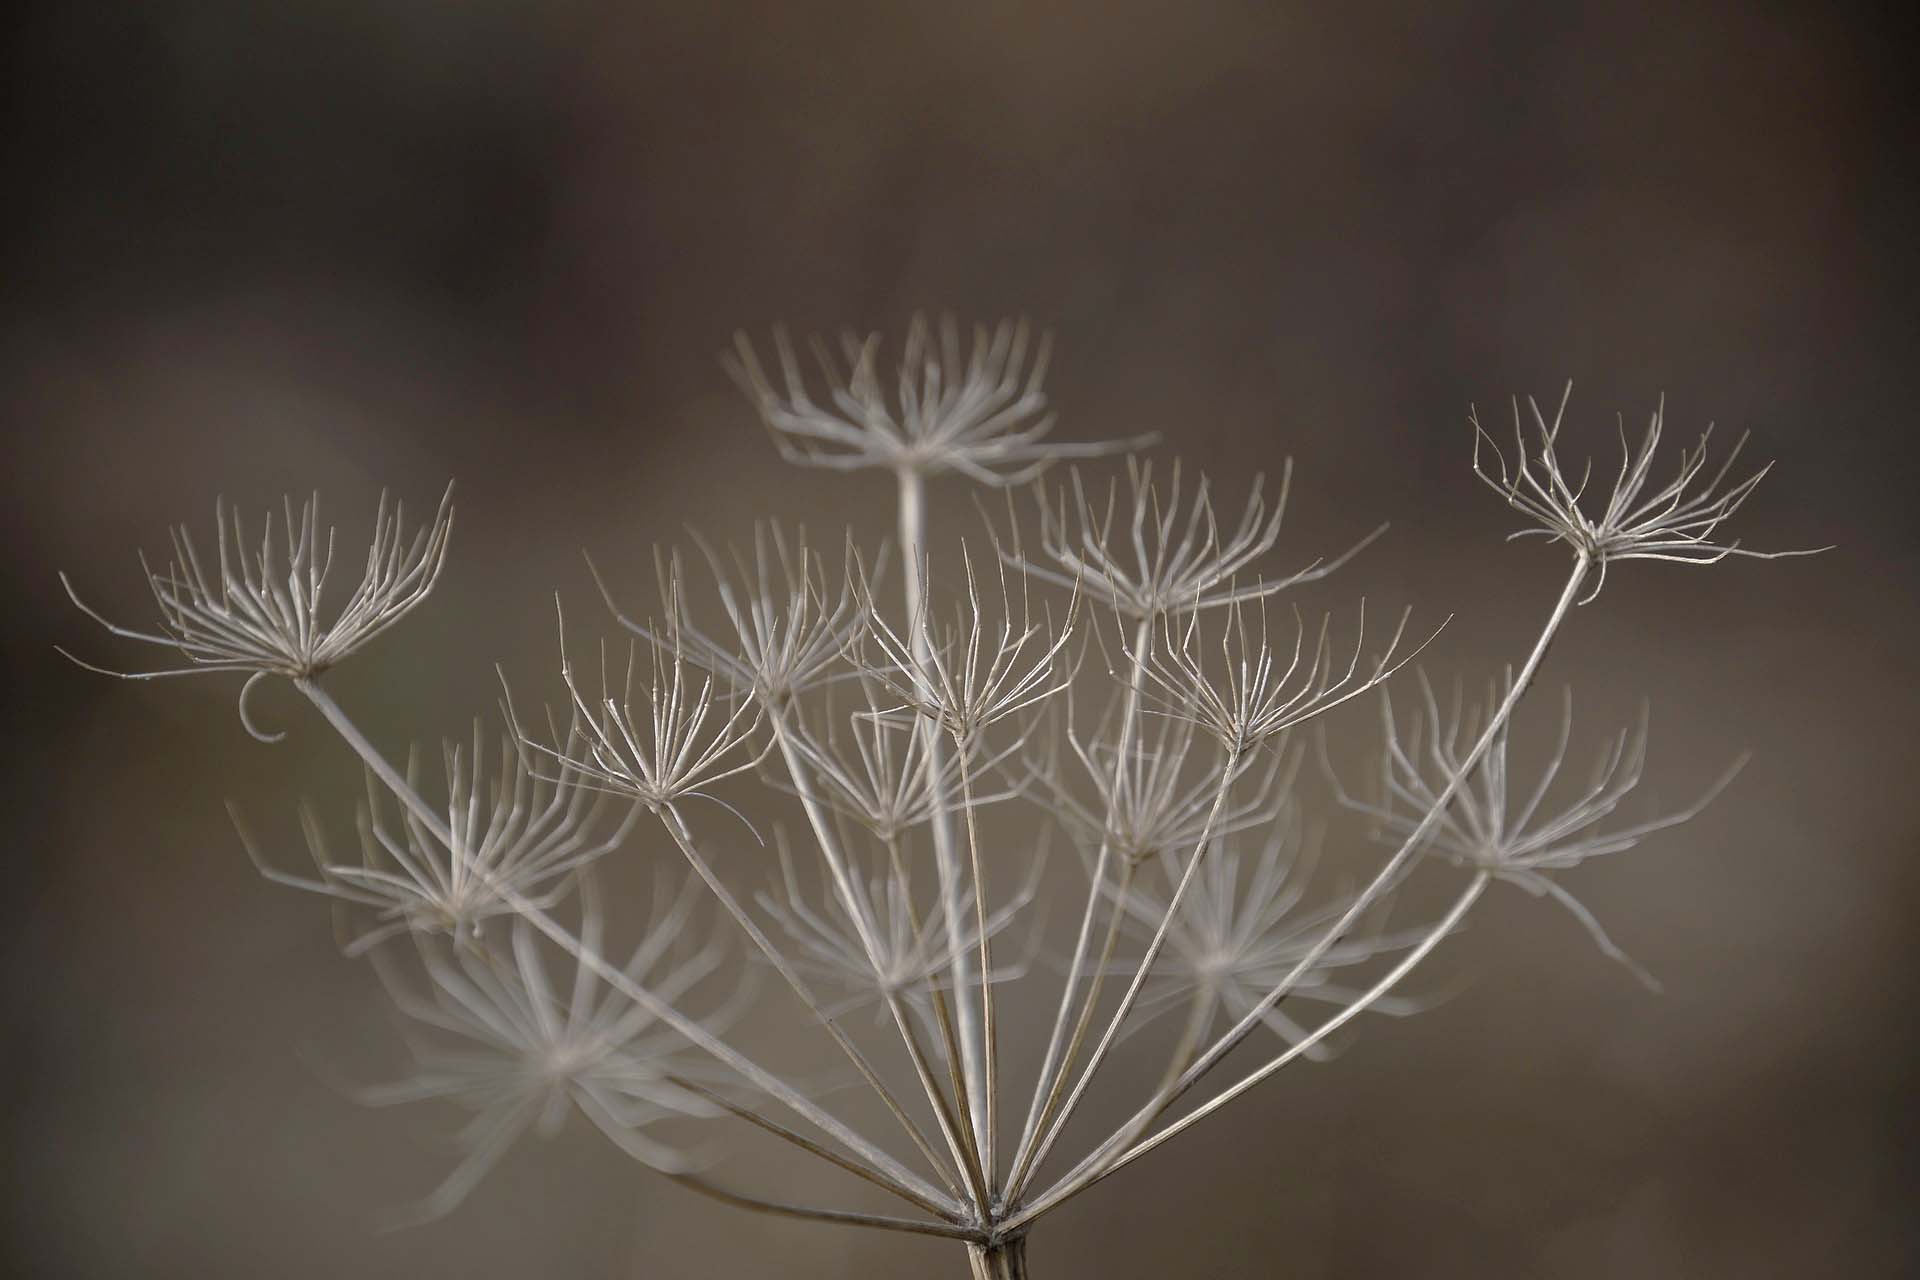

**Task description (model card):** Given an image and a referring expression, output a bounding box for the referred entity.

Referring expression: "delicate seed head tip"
[59,485,454,733]
[1472,388,1819,589]
[1001,457,1380,621]
[732,317,1138,484]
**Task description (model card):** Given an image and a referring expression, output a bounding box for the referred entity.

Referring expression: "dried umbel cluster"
[62,323,1819,1277]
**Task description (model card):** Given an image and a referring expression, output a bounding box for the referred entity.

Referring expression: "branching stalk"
[1006,613,1153,1196]
[767,706,992,1216]
[1008,872,1489,1229]
[668,1172,981,1241]
[68,372,1806,1275]
[1015,740,1244,1192]
[1010,554,1589,1223]
[657,802,959,1197]
[294,677,963,1222]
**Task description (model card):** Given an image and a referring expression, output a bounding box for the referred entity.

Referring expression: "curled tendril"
[237,671,288,744]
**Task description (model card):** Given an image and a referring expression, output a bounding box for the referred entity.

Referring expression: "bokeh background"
[4,2,1915,1276]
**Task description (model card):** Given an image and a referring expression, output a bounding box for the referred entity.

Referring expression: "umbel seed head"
[727,314,1152,485]
[1006,457,1386,621]
[59,484,455,740]
[1471,384,1825,602]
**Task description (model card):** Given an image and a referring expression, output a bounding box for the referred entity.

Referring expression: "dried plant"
[756,825,1044,1027]
[1473,382,1825,600]
[589,525,865,709]
[1102,826,1432,1062]
[1039,698,1284,869]
[727,314,1150,487]
[59,486,453,740]
[63,323,1816,1276]
[1326,676,1749,991]
[1007,456,1386,619]
[539,599,768,815]
[364,875,745,1224]
[232,714,638,954]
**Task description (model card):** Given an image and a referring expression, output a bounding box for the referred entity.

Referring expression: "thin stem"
[1014,553,1591,1226]
[953,733,998,1189]
[665,1173,982,1242]
[550,921,950,1218]
[1017,741,1244,1194]
[1162,555,1589,1101]
[899,464,988,1149]
[1008,859,1133,1199]
[769,707,992,1216]
[881,828,997,1216]
[294,677,962,1222]
[668,1075,963,1219]
[1157,985,1216,1094]
[1011,873,1489,1228]
[297,678,453,846]
[1007,614,1152,1197]
[658,802,958,1198]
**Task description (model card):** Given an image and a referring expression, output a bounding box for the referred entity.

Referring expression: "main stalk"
[967,1238,1030,1280]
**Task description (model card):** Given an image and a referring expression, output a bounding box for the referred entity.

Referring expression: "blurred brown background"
[4,2,1915,1276]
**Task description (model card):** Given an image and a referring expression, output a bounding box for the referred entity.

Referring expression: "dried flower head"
[1039,696,1286,867]
[1007,457,1386,620]
[1472,384,1823,601]
[60,486,454,741]
[233,712,638,954]
[1143,597,1428,756]
[853,546,1077,746]
[592,526,865,710]
[534,600,767,817]
[727,314,1151,484]
[782,676,1023,845]
[1105,821,1428,1060]
[1330,674,1746,988]
[367,876,746,1222]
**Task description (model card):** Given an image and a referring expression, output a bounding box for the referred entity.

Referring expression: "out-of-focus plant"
[62,321,1820,1277]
